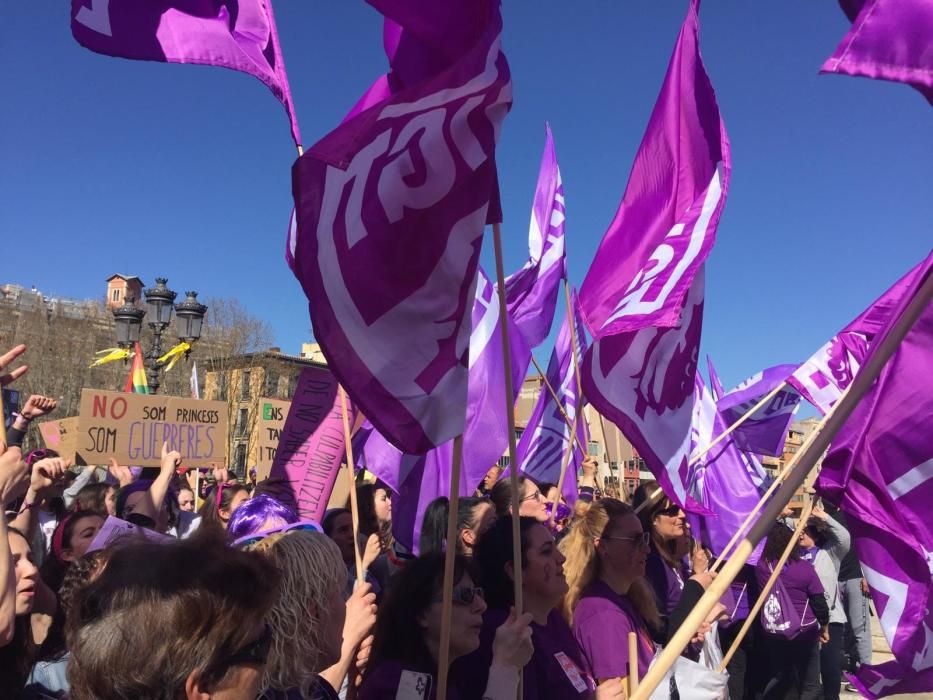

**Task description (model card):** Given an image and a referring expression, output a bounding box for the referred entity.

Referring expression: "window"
[286,374,297,399]
[588,441,600,457]
[111,288,120,302]
[234,444,247,477]
[265,370,279,398]
[497,455,511,469]
[240,370,251,400]
[236,408,248,437]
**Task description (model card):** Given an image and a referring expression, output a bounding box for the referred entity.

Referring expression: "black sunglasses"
[214,624,273,674]
[656,504,683,517]
[433,585,485,606]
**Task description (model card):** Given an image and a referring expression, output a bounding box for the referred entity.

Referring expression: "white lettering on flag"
[862,562,908,650]
[75,0,112,37]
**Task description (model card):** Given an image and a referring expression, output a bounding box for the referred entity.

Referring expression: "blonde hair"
[249,530,347,695]
[559,498,661,631]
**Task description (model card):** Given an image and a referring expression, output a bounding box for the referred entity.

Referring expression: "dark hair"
[804,517,837,550]
[66,530,279,700]
[419,496,490,557]
[226,493,298,541]
[763,522,801,564]
[488,476,530,518]
[198,482,248,529]
[73,482,113,516]
[38,550,114,664]
[41,510,103,592]
[634,481,682,569]
[538,482,558,499]
[365,553,474,681]
[322,508,350,538]
[473,515,543,610]
[356,482,393,551]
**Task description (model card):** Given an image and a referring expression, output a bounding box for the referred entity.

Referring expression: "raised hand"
[30,457,71,496]
[0,344,27,386]
[361,533,381,571]
[0,446,29,505]
[160,442,182,477]
[108,458,135,487]
[491,606,534,670]
[20,395,58,420]
[343,582,377,652]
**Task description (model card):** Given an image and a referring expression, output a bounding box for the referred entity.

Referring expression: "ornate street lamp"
[111,278,208,394]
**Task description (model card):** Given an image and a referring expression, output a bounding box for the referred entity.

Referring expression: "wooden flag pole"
[492,222,524,613]
[629,269,933,700]
[529,355,588,455]
[436,434,464,700]
[627,631,639,696]
[688,381,787,467]
[717,498,815,673]
[633,486,664,515]
[552,408,582,516]
[563,279,590,447]
[339,387,365,586]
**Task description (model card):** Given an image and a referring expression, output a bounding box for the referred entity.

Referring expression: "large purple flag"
[580,0,730,510]
[515,289,588,504]
[717,364,801,457]
[817,251,933,699]
[71,0,302,145]
[789,258,929,415]
[360,268,531,550]
[821,0,933,105]
[689,372,767,564]
[290,2,511,455]
[502,123,566,349]
[706,355,725,401]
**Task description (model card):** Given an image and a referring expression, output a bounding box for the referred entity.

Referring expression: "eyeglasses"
[433,585,485,606]
[232,520,322,549]
[520,490,543,503]
[602,532,651,546]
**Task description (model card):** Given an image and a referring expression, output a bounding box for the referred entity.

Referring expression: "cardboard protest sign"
[77,389,227,467]
[269,367,357,522]
[256,397,290,482]
[38,417,83,464]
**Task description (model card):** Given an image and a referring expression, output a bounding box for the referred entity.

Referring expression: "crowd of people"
[1,346,874,699]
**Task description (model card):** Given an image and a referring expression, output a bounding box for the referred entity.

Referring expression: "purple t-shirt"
[572,579,655,680]
[457,608,596,699]
[755,557,824,641]
[645,551,686,615]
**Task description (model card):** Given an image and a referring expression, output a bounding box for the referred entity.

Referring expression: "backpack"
[759,562,818,639]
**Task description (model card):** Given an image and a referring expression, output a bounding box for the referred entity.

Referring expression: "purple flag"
[717,364,801,457]
[821,0,933,105]
[580,0,730,511]
[706,355,725,401]
[289,1,511,455]
[360,268,531,550]
[817,251,933,699]
[502,123,566,349]
[688,372,767,564]
[71,0,302,145]
[789,258,929,415]
[515,289,588,504]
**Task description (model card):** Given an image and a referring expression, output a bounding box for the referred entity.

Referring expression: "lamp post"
[111,278,208,394]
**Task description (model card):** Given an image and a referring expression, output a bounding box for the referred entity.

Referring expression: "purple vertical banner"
[269,367,358,522]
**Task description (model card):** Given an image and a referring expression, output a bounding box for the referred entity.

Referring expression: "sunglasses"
[656,504,683,517]
[232,520,322,549]
[26,449,54,467]
[602,532,652,546]
[433,585,485,606]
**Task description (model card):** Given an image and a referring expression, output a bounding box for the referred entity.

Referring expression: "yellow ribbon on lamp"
[157,341,191,371]
[89,347,132,368]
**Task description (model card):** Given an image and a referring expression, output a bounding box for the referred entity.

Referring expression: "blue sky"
[2,2,930,396]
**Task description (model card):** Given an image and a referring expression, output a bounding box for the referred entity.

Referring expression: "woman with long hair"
[418,496,495,559]
[360,552,533,699]
[561,499,715,684]
[463,516,623,699]
[633,482,691,616]
[488,476,549,523]
[199,480,250,530]
[357,481,393,552]
[38,510,105,593]
[0,523,41,694]
[247,528,375,699]
[757,521,829,700]
[72,482,116,517]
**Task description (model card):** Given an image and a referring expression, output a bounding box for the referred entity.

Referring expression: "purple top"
[458,608,595,699]
[645,551,687,615]
[359,660,460,700]
[755,558,825,641]
[718,566,754,630]
[572,579,655,680]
